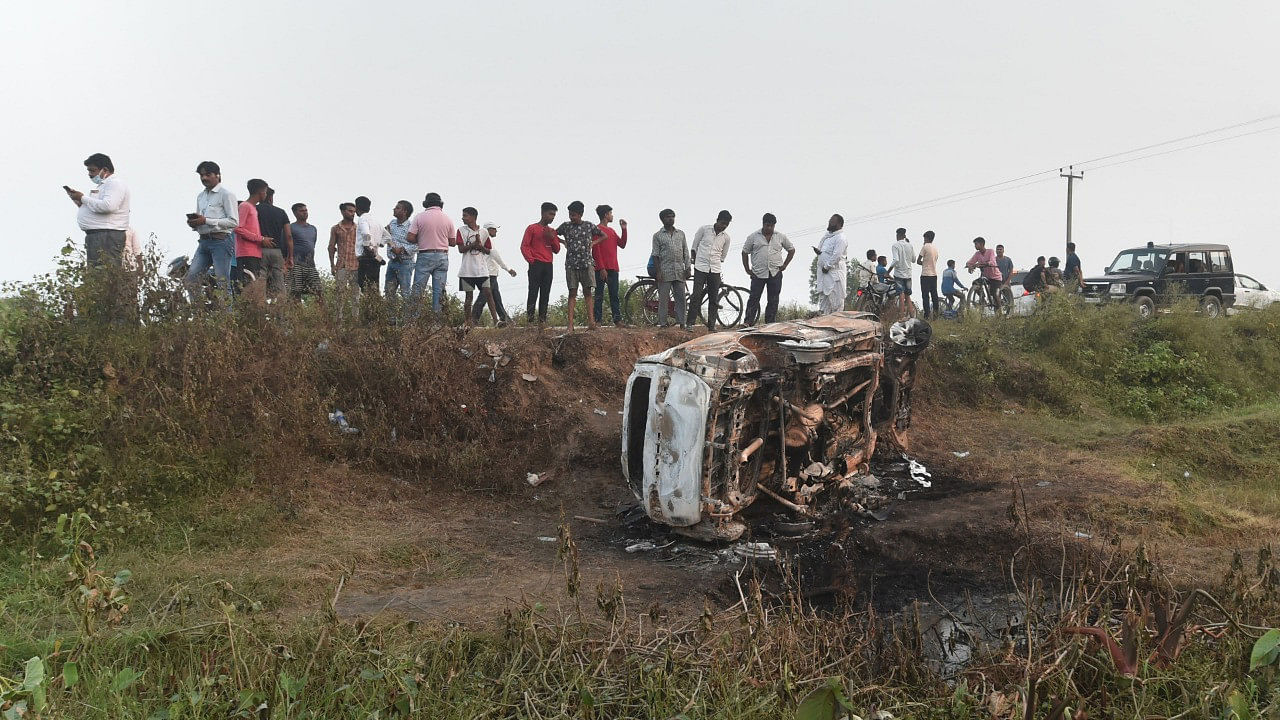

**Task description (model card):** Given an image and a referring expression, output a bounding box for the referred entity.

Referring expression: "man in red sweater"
[593,204,628,326]
[234,178,274,302]
[520,202,560,327]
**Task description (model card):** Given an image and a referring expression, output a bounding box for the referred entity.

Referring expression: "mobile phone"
[186,213,200,220]
[63,185,73,193]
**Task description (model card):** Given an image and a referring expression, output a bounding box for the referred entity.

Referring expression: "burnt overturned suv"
[1082,243,1235,319]
[621,312,930,541]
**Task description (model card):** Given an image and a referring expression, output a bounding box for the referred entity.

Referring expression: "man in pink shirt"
[964,236,1003,312]
[407,192,457,313]
[234,178,275,300]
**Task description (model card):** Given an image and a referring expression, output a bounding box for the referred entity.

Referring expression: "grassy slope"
[2,267,1279,717]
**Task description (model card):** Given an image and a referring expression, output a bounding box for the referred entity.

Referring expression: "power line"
[1074,112,1280,168]
[783,112,1280,238]
[1081,123,1280,172]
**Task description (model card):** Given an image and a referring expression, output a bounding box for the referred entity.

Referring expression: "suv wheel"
[1136,295,1155,319]
[1201,295,1223,319]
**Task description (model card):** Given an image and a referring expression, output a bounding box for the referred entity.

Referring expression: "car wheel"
[1201,295,1222,319]
[1136,295,1155,319]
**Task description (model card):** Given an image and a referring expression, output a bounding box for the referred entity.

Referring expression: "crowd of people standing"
[67,153,1089,329]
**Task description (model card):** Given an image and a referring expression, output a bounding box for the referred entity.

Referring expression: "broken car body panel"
[621,364,710,526]
[622,311,930,541]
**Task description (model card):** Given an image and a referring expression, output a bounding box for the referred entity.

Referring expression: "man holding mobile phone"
[65,153,130,266]
[183,161,238,305]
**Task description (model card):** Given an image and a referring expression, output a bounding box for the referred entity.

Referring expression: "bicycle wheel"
[996,287,1014,317]
[717,286,744,327]
[623,279,653,324]
[964,284,986,317]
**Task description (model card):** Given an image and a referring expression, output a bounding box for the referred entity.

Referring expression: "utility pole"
[1060,165,1084,246]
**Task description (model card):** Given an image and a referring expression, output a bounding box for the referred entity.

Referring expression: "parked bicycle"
[623,275,746,327]
[965,276,1012,318]
[853,279,917,319]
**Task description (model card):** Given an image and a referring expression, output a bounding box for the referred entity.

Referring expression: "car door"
[1235,275,1260,308]
[1161,252,1188,297]
[1208,251,1235,303]
[1183,251,1211,296]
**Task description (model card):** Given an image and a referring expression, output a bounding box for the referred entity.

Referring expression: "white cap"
[483,221,499,229]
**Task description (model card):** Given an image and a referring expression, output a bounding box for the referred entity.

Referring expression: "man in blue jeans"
[183,160,238,306]
[384,200,416,298]
[408,192,456,313]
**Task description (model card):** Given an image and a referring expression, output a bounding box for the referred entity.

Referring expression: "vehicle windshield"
[1107,249,1167,275]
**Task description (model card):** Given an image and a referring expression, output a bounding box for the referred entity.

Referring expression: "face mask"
[90,173,105,186]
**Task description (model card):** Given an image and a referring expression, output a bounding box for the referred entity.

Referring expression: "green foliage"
[925,293,1280,421]
[1251,629,1280,671]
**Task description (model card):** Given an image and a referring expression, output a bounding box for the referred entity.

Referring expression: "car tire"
[1201,295,1223,319]
[1136,295,1156,319]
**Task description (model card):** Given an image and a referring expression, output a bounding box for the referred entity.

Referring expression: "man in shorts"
[556,200,604,332]
[889,227,914,313]
[287,203,324,302]
[456,206,498,327]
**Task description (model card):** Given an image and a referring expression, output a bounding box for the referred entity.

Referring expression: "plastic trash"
[625,540,658,553]
[1073,531,1092,540]
[593,408,608,416]
[521,373,538,382]
[907,456,932,488]
[952,451,970,458]
[537,536,557,543]
[1036,481,1052,487]
[733,542,777,560]
[527,472,549,487]
[328,410,360,435]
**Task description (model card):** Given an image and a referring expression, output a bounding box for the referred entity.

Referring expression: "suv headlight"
[1109,283,1127,295]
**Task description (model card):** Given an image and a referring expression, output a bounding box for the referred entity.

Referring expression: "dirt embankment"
[235,326,1257,623]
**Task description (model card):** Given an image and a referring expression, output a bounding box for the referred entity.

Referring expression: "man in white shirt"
[815,214,848,315]
[355,196,387,295]
[65,153,130,267]
[741,213,795,326]
[889,227,915,313]
[685,210,733,330]
[471,221,517,326]
[456,207,499,327]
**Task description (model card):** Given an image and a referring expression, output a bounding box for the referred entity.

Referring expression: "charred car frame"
[622,311,931,541]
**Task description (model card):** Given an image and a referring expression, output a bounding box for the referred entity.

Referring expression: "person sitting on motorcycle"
[853,248,877,290]
[941,259,967,310]
[964,236,1003,311]
[875,255,889,282]
[1043,256,1065,292]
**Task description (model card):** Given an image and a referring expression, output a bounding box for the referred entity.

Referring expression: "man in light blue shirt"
[384,200,416,298]
[183,160,238,305]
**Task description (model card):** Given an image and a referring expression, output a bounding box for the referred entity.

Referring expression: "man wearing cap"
[741,213,794,325]
[408,192,456,313]
[472,221,516,326]
[592,204,628,326]
[685,210,732,330]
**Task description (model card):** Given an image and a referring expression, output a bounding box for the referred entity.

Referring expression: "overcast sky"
[5,1,1279,303]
